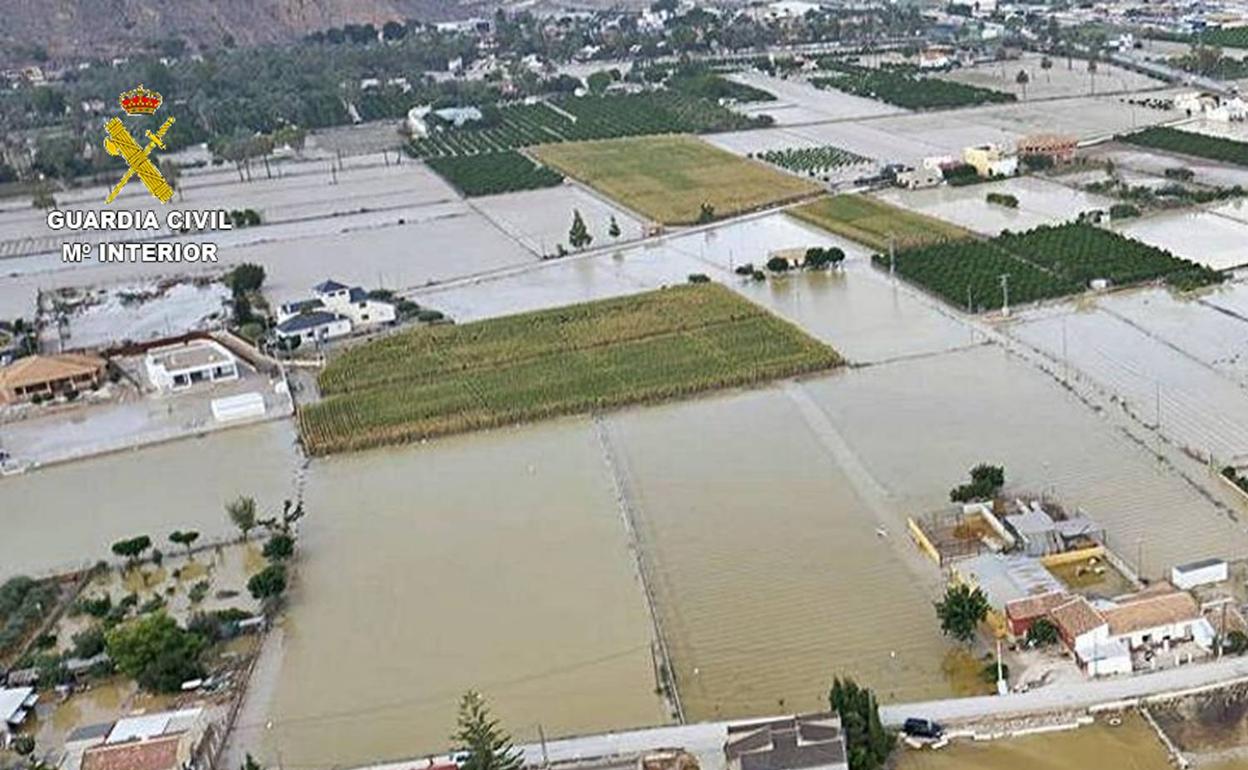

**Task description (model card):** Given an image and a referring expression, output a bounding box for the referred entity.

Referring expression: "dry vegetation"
[300,284,841,454]
[788,194,972,251]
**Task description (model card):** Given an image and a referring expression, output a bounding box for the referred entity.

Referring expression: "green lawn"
[531,135,821,224]
[788,195,972,251]
[300,284,841,455]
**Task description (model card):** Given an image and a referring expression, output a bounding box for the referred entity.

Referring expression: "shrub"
[687,273,711,284]
[766,256,791,272]
[986,192,1019,208]
[1109,203,1141,219]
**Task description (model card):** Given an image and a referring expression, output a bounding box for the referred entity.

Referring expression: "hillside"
[0,0,492,66]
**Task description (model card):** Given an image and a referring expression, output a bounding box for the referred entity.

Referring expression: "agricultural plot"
[531,135,821,225]
[299,284,841,454]
[1121,126,1248,167]
[409,92,769,160]
[787,194,972,251]
[755,144,871,180]
[425,151,563,197]
[811,62,1016,110]
[880,222,1224,312]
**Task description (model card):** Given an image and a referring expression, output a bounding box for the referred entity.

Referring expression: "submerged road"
[350,656,1248,770]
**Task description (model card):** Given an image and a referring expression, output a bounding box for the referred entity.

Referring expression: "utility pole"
[889,231,896,276]
[999,273,1011,316]
[538,724,549,767]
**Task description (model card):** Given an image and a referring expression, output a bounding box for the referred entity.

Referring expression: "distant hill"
[0,0,493,66]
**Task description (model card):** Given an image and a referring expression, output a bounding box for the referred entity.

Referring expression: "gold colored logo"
[104,85,175,204]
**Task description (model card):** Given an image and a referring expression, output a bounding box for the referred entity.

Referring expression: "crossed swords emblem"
[103,116,176,204]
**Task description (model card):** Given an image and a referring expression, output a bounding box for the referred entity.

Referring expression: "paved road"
[351,656,1248,770]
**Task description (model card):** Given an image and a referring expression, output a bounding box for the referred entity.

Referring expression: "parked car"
[903,718,944,739]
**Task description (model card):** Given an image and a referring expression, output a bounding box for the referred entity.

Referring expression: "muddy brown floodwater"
[259,419,666,769]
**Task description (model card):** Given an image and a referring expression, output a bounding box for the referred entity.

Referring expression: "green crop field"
[531,135,821,224]
[300,284,842,455]
[811,61,1015,110]
[409,91,769,160]
[788,195,972,251]
[1121,126,1248,167]
[426,151,563,197]
[756,144,871,178]
[876,222,1224,312]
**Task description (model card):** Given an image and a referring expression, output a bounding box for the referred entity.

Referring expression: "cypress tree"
[454,691,524,770]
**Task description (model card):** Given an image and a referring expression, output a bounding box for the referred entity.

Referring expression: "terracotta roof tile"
[81,735,180,770]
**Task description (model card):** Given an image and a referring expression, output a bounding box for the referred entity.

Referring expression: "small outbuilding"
[1171,558,1229,590]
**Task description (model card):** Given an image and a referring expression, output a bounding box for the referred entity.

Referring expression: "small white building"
[896,166,944,190]
[0,687,37,747]
[1171,558,1229,590]
[275,279,395,345]
[144,339,239,392]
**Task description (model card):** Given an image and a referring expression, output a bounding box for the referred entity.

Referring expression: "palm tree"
[1016,69,1031,100]
[1040,56,1053,83]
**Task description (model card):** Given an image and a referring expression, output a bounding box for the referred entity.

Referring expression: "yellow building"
[962,144,1018,178]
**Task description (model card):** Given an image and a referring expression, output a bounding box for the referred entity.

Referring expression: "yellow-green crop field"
[530,135,821,224]
[300,284,841,455]
[788,194,972,251]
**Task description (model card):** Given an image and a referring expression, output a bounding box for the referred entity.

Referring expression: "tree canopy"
[935,583,989,644]
[454,690,525,770]
[828,678,893,770]
[105,612,206,693]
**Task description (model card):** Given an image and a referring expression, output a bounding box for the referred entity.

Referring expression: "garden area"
[531,135,820,225]
[810,60,1016,110]
[787,194,972,251]
[408,91,770,160]
[754,144,872,180]
[1120,126,1248,167]
[426,151,564,197]
[299,284,842,454]
[877,222,1225,312]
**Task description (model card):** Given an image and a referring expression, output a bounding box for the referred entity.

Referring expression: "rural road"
[349,655,1248,770]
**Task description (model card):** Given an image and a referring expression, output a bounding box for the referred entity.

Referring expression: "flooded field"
[1006,294,1248,464]
[604,386,954,718]
[0,420,301,578]
[261,420,665,768]
[874,176,1113,235]
[471,184,645,255]
[725,71,905,126]
[935,52,1164,101]
[1115,210,1248,270]
[896,714,1172,770]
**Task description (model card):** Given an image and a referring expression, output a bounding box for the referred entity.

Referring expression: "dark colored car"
[903,718,944,739]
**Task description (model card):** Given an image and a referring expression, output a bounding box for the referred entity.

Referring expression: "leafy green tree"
[105,612,205,693]
[11,734,34,756]
[766,256,790,272]
[1026,618,1058,647]
[227,264,266,296]
[111,536,152,566]
[568,209,592,249]
[697,202,715,223]
[31,179,57,210]
[227,496,258,540]
[454,691,524,770]
[262,534,295,562]
[935,583,989,644]
[829,678,893,770]
[950,463,1005,503]
[248,564,288,602]
[169,530,200,555]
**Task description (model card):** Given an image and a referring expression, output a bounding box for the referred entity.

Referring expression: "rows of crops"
[410,91,769,160]
[1120,126,1248,167]
[875,222,1224,312]
[426,151,563,197]
[756,145,870,177]
[810,62,1015,109]
[300,284,841,454]
[788,194,972,251]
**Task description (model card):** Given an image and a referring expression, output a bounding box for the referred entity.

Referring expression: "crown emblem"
[119,84,162,115]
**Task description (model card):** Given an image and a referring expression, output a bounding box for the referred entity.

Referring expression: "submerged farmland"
[300,284,841,454]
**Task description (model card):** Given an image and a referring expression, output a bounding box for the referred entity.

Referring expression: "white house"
[275,279,395,345]
[144,339,239,392]
[1172,558,1229,590]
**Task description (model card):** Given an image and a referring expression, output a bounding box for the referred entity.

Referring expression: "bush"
[105,613,206,693]
[1027,618,1059,647]
[226,263,266,296]
[766,256,791,272]
[71,626,107,659]
[1109,203,1141,219]
[986,192,1019,208]
[687,273,711,284]
[416,309,445,323]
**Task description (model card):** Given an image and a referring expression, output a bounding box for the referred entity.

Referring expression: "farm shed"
[1171,558,1229,590]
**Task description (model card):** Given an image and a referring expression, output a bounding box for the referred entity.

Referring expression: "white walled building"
[1172,558,1229,590]
[144,340,239,392]
[275,279,396,345]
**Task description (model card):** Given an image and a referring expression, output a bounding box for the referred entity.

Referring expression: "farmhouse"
[73,707,211,770]
[724,713,848,770]
[276,279,396,344]
[962,144,1018,178]
[0,353,106,404]
[895,166,943,190]
[1016,133,1079,164]
[143,340,239,392]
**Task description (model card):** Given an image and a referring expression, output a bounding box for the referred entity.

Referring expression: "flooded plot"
[1098,287,1248,385]
[874,176,1112,235]
[725,72,906,125]
[733,258,975,364]
[607,388,954,719]
[1115,210,1248,270]
[266,421,664,767]
[1090,145,1248,189]
[936,53,1163,101]
[470,184,645,255]
[1007,304,1248,464]
[800,343,1248,576]
[0,420,300,578]
[44,278,230,350]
